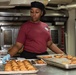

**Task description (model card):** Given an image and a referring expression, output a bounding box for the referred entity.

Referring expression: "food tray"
[0,70,39,74]
[37,54,53,59]
[37,54,76,69]
[0,59,39,74]
[17,58,47,66]
[29,59,47,66]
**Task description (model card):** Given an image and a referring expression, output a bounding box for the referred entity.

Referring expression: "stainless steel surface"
[55,22,64,25]
[0,26,20,50]
[0,10,68,17]
[43,59,75,69]
[48,25,65,51]
[0,9,68,25]
[0,12,22,16]
[35,65,76,75]
[0,50,7,58]
[48,25,61,45]
[0,22,22,26]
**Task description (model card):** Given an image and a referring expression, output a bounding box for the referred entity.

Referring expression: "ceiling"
[48,0,73,4]
[0,0,76,9]
[47,0,76,10]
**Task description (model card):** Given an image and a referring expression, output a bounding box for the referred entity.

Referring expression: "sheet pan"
[0,59,39,74]
[17,58,47,66]
[37,54,76,69]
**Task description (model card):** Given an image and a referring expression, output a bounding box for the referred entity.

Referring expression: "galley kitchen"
[0,0,76,75]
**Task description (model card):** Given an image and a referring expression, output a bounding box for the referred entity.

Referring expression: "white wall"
[66,9,76,56]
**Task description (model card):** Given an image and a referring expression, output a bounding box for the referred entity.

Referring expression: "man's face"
[30,8,43,22]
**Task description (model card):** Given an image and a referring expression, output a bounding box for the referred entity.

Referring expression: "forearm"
[8,42,23,57]
[49,43,64,54]
[8,45,19,57]
[47,41,64,54]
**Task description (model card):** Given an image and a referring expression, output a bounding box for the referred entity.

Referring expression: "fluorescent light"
[0,0,10,2]
[0,6,15,8]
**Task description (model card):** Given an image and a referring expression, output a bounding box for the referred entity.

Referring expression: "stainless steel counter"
[1,65,76,75]
[36,65,76,75]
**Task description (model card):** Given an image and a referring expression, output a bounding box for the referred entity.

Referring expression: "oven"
[47,23,65,52]
[49,26,61,45]
[0,26,20,50]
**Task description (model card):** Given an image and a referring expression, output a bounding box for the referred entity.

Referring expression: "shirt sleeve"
[16,23,27,44]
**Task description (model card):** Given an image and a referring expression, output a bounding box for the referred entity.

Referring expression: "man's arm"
[8,42,23,57]
[47,40,64,54]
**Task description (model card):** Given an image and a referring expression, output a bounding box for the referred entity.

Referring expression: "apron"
[20,50,49,59]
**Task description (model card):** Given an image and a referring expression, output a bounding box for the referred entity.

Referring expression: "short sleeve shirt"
[16,21,52,53]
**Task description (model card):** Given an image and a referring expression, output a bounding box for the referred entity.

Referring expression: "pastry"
[35,59,45,64]
[12,66,20,71]
[71,57,76,61]
[4,61,12,71]
[66,55,73,60]
[11,60,18,67]
[41,56,52,58]
[70,60,76,64]
[17,61,27,71]
[54,54,63,58]
[23,60,36,70]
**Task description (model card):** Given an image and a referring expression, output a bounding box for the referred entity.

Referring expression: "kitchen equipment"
[0,50,7,58]
[0,26,20,50]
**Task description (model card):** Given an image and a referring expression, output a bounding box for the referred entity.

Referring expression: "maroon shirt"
[16,21,52,53]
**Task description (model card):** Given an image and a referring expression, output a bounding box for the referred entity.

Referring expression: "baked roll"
[4,61,12,71]
[17,61,27,71]
[66,55,73,60]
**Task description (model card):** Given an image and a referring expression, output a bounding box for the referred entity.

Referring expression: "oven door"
[49,26,61,46]
[1,26,14,50]
[1,26,20,50]
[13,26,20,44]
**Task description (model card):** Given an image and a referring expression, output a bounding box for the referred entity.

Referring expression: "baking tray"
[17,58,47,66]
[37,54,76,69]
[37,54,53,59]
[0,70,39,74]
[29,59,47,66]
[0,59,39,74]
[43,58,72,69]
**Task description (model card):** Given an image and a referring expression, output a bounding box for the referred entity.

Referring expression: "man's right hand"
[2,54,11,64]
